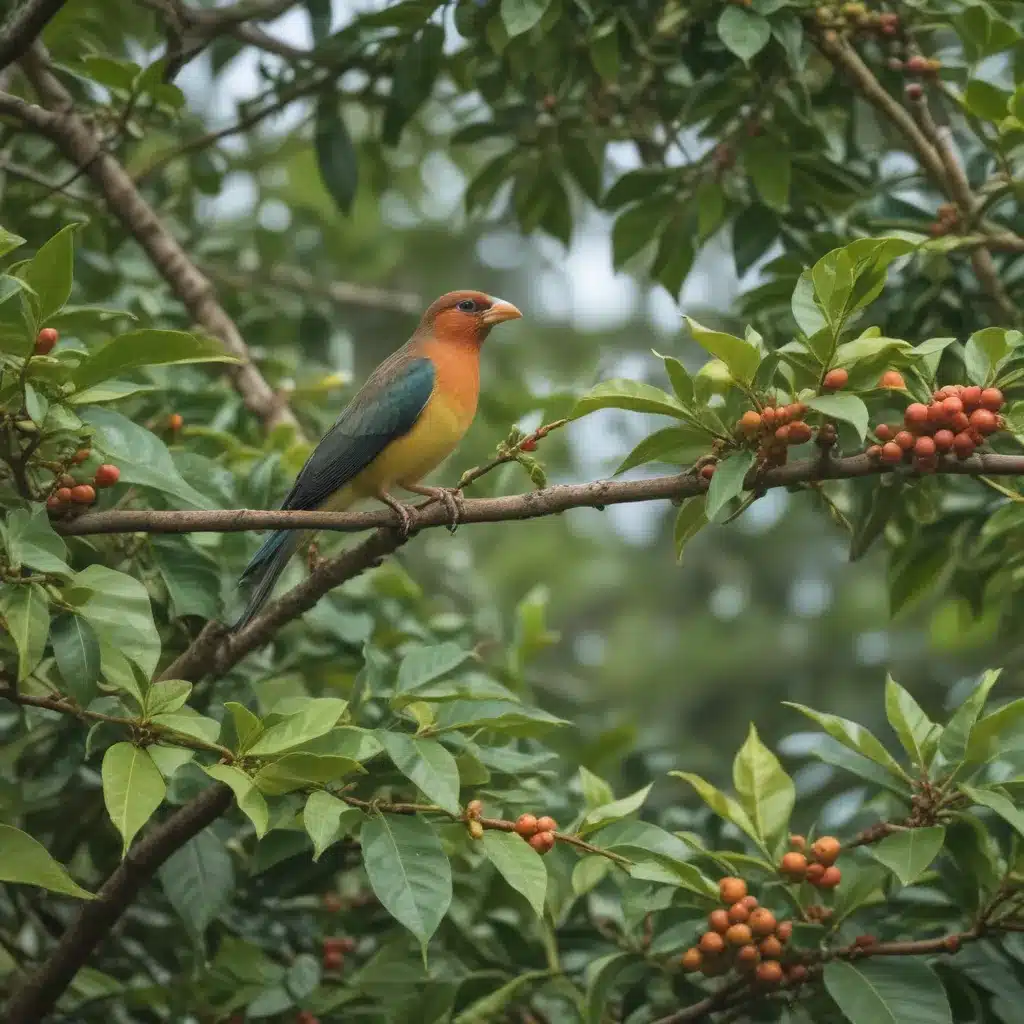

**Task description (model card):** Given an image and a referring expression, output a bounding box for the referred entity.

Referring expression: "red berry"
[961,385,982,409]
[740,894,759,910]
[699,931,726,955]
[322,948,344,971]
[879,370,905,389]
[867,444,882,460]
[906,55,929,74]
[756,960,784,985]
[951,411,970,432]
[680,947,702,972]
[94,464,120,487]
[779,852,808,880]
[727,901,750,924]
[893,430,915,451]
[823,368,848,390]
[528,830,555,854]
[969,408,998,435]
[788,421,812,444]
[70,484,96,504]
[535,815,557,832]
[981,388,1004,411]
[776,921,793,942]
[34,327,58,355]
[906,83,924,100]
[914,436,936,458]
[701,464,716,480]
[775,425,791,444]
[927,402,947,425]
[520,438,537,452]
[46,494,62,509]
[789,834,806,850]
[874,424,893,441]
[709,909,731,933]
[726,923,753,947]
[880,442,903,464]
[933,429,954,452]
[761,406,777,429]
[515,814,538,837]
[811,836,841,865]
[736,944,760,970]
[818,866,842,888]
[71,448,90,464]
[749,908,777,937]
[942,397,964,418]
[759,935,783,959]
[904,404,930,429]
[168,413,183,431]
[719,877,747,904]
[805,863,826,885]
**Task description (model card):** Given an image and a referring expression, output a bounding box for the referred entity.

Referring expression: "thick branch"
[0,66,300,437]
[4,782,232,1024]
[55,452,1024,538]
[0,0,67,71]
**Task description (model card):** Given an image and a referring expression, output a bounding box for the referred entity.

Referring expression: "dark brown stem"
[0,0,67,71]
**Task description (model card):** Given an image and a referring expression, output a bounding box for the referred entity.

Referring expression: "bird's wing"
[278,353,435,511]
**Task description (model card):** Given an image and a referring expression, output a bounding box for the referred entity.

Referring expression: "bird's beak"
[481,298,523,325]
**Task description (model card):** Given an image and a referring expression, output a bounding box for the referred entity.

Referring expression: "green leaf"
[585,953,641,1024]
[964,696,1024,764]
[963,79,1011,122]
[80,406,212,508]
[151,537,222,621]
[656,351,695,406]
[625,853,719,898]
[50,613,101,705]
[302,791,361,861]
[501,0,550,37]
[746,137,790,210]
[884,676,937,768]
[581,784,652,836]
[783,703,905,778]
[868,826,945,886]
[383,24,444,145]
[732,723,794,851]
[823,959,952,1024]
[380,732,461,814]
[960,784,1024,838]
[705,449,756,520]
[157,826,233,935]
[589,19,619,82]
[0,824,94,899]
[431,699,568,736]
[101,742,166,855]
[151,708,220,744]
[71,330,238,392]
[201,764,269,837]
[684,317,760,384]
[806,394,869,441]
[579,766,615,809]
[454,970,554,1024]
[394,643,472,707]
[1,582,49,680]
[252,753,363,795]
[717,6,770,63]
[144,678,191,716]
[939,669,1001,766]
[612,196,673,268]
[76,563,160,686]
[0,226,26,259]
[67,379,154,405]
[570,379,687,420]
[247,697,348,755]
[615,425,710,474]
[314,93,358,215]
[674,495,708,563]
[4,507,70,574]
[964,327,1010,386]
[361,813,452,946]
[669,771,759,844]
[20,223,80,322]
[481,829,547,917]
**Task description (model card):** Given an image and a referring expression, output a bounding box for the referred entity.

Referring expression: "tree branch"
[54,451,1024,539]
[4,781,233,1024]
[0,60,301,437]
[0,0,67,71]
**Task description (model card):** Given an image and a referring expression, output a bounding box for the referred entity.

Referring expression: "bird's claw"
[392,502,414,538]
[437,487,464,534]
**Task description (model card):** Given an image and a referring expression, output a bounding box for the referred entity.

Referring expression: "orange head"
[419,290,522,346]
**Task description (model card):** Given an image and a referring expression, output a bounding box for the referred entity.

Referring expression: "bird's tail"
[231,529,302,631]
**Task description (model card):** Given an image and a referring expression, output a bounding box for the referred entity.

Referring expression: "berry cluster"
[898,54,942,76]
[46,459,120,511]
[815,3,901,37]
[778,834,842,888]
[33,327,59,356]
[869,386,1005,470]
[514,812,557,854]
[679,877,801,988]
[929,202,961,237]
[719,403,812,477]
[322,935,355,971]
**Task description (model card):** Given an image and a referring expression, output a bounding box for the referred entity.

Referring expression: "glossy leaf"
[824,958,952,1024]
[674,495,709,563]
[705,449,756,520]
[203,764,269,838]
[869,826,945,885]
[1,582,49,681]
[884,676,937,768]
[50,612,101,705]
[806,394,869,440]
[784,703,906,778]
[158,826,234,935]
[732,723,794,851]
[20,223,80,321]
[481,829,546,917]
[717,6,770,63]
[380,732,461,814]
[302,790,361,860]
[0,824,94,899]
[101,742,166,855]
[570,378,688,420]
[314,93,358,215]
[684,317,760,384]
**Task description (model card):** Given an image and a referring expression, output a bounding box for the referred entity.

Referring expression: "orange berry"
[806,863,826,885]
[789,834,806,850]
[759,935,783,959]
[94,464,121,487]
[788,421,812,444]
[811,836,841,865]
[867,444,882,459]
[34,327,58,355]
[726,923,753,946]
[893,430,914,451]
[914,436,936,458]
[776,920,793,943]
[740,894,759,910]
[71,448,90,464]
[961,385,982,409]
[904,403,929,428]
[823,368,848,390]
[789,402,808,417]
[879,370,905,388]
[739,410,762,435]
[718,877,747,904]
[774,405,792,426]
[708,909,731,933]
[774,425,791,444]
[699,931,726,955]
[515,814,538,837]
[880,442,903,464]
[680,947,702,972]
[982,387,1005,411]
[756,960,784,985]
[953,432,976,459]
[933,429,954,452]
[927,401,947,425]
[874,424,893,441]
[942,396,964,418]
[70,484,96,504]
[535,815,557,832]
[761,406,777,429]
[168,413,183,431]
[969,408,998,435]
[736,944,760,970]
[906,55,929,74]
[818,866,842,888]
[528,831,555,854]
[748,908,777,937]
[779,852,808,880]
[727,901,750,924]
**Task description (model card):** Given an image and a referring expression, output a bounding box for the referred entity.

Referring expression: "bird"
[231,289,522,630]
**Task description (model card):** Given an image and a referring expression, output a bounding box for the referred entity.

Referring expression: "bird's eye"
[457,299,478,312]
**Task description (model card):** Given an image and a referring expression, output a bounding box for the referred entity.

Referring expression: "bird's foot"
[408,485,464,534]
[306,540,324,574]
[377,491,416,538]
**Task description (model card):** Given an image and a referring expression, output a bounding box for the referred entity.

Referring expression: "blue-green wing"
[278,354,435,512]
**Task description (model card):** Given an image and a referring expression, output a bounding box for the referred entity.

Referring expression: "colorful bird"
[232,290,522,630]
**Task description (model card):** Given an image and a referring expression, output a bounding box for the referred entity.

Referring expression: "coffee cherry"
[874,424,893,441]
[168,413,183,431]
[756,960,784,986]
[904,403,929,429]
[71,448,91,464]
[779,852,808,880]
[515,814,538,837]
[680,947,702,972]
[774,405,792,426]
[740,894,759,910]
[736,944,760,970]
[823,368,848,390]
[880,441,903,464]
[46,494,62,510]
[961,385,982,409]
[528,831,555,854]
[969,408,998,435]
[816,423,837,448]
[818,866,842,888]
[906,83,924,100]
[535,815,557,832]
[953,432,975,459]
[867,445,882,460]
[893,430,914,451]
[788,421,812,444]
[322,948,344,971]
[933,429,954,453]
[699,931,726,955]
[34,327,58,355]
[708,909,731,934]
[788,964,809,984]
[981,387,1004,411]
[761,406,777,429]
[879,370,905,388]
[914,436,936,459]
[728,901,750,924]
[811,836,841,865]
[70,484,96,504]
[906,55,930,74]
[748,908,777,937]
[776,920,793,943]
[468,819,484,839]
[94,464,120,487]
[758,935,783,959]
[700,463,716,480]
[739,410,762,435]
[719,877,747,904]
[806,863,826,885]
[789,834,806,850]
[726,923,753,947]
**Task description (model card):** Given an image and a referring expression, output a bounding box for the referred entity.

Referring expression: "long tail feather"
[231,530,301,631]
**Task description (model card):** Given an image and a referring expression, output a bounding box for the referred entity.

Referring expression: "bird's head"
[421,290,522,345]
